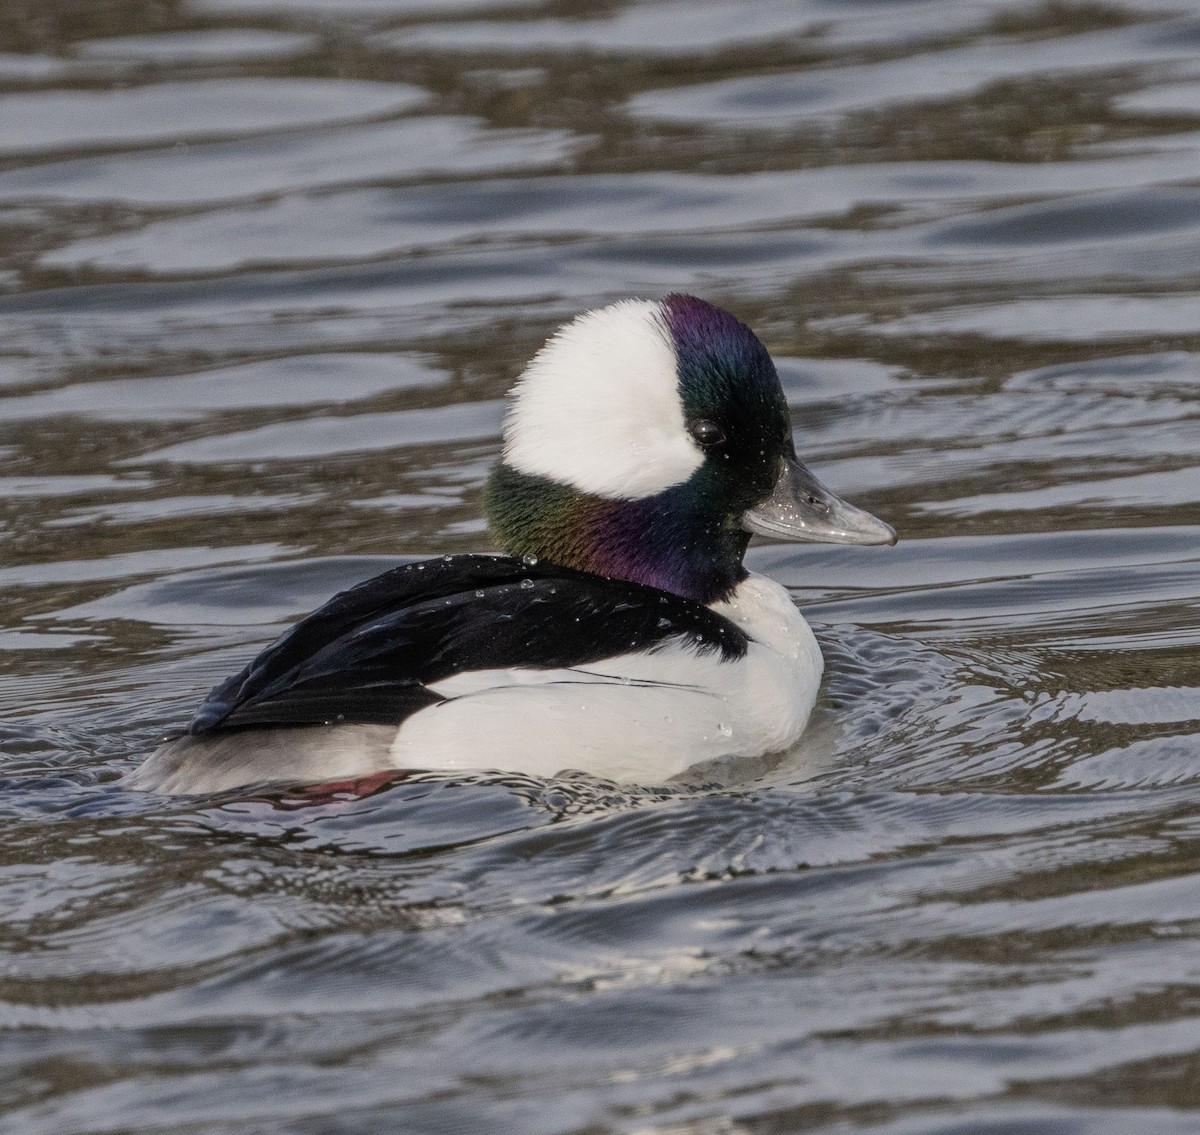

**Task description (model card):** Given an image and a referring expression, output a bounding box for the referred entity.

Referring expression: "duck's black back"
[191,554,749,734]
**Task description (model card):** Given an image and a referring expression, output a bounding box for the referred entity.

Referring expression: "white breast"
[386,572,822,782]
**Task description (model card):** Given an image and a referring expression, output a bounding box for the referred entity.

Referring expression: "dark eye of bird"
[689,419,726,448]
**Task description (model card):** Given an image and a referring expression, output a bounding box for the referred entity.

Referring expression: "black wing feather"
[191,555,749,734]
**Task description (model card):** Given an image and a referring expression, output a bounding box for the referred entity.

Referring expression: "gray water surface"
[1,1,1199,1131]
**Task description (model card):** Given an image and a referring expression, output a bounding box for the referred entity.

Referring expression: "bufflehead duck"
[129,295,895,794]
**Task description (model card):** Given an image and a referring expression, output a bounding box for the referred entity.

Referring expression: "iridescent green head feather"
[487,294,894,604]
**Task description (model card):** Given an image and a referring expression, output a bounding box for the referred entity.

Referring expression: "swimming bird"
[128,295,895,794]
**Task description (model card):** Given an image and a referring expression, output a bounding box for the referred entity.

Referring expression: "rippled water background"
[2,0,1200,1130]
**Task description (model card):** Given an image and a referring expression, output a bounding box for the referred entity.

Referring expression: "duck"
[127,294,896,795]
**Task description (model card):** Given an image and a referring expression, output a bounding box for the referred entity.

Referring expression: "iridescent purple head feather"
[486,294,794,603]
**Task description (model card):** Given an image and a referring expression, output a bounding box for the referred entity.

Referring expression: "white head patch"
[502,299,703,500]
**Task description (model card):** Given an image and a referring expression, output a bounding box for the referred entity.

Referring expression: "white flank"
[387,573,821,783]
[126,724,400,796]
[502,299,704,499]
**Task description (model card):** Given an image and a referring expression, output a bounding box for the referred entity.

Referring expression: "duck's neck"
[485,464,748,606]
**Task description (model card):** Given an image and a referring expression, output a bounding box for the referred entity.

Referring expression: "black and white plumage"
[130,295,895,794]
[191,556,750,734]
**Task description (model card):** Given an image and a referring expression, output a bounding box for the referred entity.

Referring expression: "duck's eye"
[689,419,725,448]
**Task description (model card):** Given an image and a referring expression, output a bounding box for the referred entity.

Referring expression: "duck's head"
[485,294,895,605]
